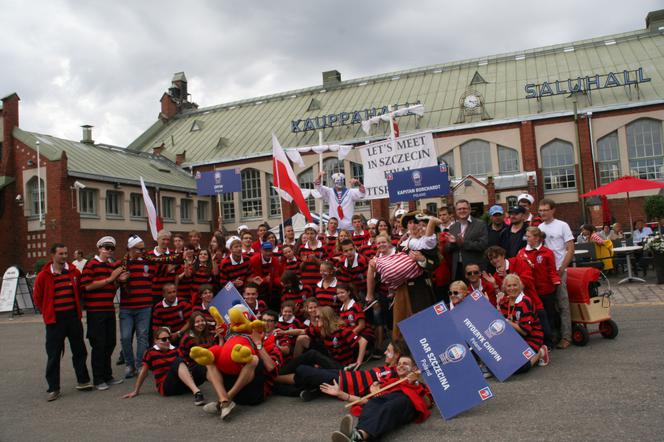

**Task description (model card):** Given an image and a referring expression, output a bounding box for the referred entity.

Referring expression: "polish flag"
[272,134,313,222]
[140,177,163,241]
[393,120,400,138]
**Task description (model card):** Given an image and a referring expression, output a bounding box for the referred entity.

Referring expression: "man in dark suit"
[445,199,488,281]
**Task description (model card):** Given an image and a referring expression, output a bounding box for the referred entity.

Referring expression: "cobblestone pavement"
[603,273,664,305]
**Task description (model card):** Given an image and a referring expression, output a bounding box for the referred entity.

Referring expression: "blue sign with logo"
[399,301,493,420]
[210,282,257,324]
[449,293,534,382]
[386,164,450,203]
[195,169,241,196]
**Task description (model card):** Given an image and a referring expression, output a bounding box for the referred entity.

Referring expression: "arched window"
[541,139,576,191]
[626,118,663,180]
[26,176,45,216]
[266,174,281,218]
[438,151,455,178]
[498,146,520,174]
[241,168,262,219]
[597,131,621,185]
[461,140,491,176]
[298,167,316,212]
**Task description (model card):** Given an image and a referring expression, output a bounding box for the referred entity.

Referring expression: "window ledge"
[80,213,100,219]
[543,188,577,195]
[130,216,148,221]
[241,216,264,221]
[181,220,193,224]
[163,218,176,223]
[106,214,125,220]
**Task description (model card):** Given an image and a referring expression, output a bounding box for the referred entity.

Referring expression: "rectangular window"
[197,200,210,223]
[130,193,145,218]
[79,189,98,216]
[498,146,520,175]
[266,175,280,217]
[597,132,621,185]
[221,192,235,222]
[180,198,193,222]
[298,168,316,212]
[105,190,123,217]
[162,196,175,221]
[241,169,263,219]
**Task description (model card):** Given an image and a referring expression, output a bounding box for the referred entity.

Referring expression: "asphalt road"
[1,305,663,442]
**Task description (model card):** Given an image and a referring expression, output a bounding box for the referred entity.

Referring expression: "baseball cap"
[508,206,527,214]
[489,205,504,216]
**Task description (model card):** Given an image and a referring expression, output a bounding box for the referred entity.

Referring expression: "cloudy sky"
[1,0,661,146]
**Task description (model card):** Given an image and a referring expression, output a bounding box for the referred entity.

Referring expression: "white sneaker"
[95,382,109,391]
[220,401,236,420]
[538,345,550,367]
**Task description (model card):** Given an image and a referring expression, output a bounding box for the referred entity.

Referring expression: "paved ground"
[1,298,663,442]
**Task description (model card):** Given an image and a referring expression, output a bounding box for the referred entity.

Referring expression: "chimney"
[153,143,164,156]
[80,125,94,144]
[322,70,341,88]
[646,9,664,32]
[175,150,186,166]
[171,72,188,103]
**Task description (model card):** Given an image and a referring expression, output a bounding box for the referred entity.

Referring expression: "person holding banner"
[330,355,431,442]
[498,274,549,371]
[315,172,365,231]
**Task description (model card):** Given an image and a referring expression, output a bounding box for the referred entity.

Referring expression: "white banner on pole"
[358,131,437,200]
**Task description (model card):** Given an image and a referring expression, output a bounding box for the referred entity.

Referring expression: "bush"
[645,195,664,221]
[33,259,48,273]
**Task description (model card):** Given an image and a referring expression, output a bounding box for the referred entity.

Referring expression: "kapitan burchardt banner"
[358,131,437,200]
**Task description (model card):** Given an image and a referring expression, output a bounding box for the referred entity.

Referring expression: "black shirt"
[487,223,507,247]
[499,223,528,258]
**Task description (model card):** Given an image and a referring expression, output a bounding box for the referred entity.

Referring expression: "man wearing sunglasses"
[464,262,497,307]
[81,236,128,390]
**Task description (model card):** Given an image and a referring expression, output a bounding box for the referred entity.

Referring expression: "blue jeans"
[119,308,151,371]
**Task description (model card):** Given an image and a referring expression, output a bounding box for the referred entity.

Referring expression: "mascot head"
[332,172,345,190]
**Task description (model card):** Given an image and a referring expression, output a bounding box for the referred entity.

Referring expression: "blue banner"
[386,164,450,203]
[210,282,257,324]
[195,169,241,196]
[450,293,534,382]
[399,301,493,420]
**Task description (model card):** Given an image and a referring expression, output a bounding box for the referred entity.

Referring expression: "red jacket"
[33,262,83,325]
[493,257,543,311]
[248,253,283,292]
[517,245,561,295]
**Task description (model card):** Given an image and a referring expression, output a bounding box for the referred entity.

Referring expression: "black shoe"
[299,388,320,402]
[194,391,205,406]
[116,354,125,366]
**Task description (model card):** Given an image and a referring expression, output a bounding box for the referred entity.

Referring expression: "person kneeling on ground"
[122,327,233,418]
[329,354,432,441]
[498,274,549,370]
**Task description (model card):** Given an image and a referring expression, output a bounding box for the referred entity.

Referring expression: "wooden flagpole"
[344,376,411,409]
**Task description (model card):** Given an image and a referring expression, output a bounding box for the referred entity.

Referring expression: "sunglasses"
[157,337,170,343]
[448,290,464,296]
[102,245,115,251]
[466,271,480,276]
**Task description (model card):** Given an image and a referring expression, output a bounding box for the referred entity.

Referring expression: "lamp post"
[36,140,43,225]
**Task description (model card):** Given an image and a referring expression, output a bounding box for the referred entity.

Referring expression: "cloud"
[1,0,660,146]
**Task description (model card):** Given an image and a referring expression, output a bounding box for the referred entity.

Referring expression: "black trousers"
[280,349,342,376]
[294,366,338,391]
[86,311,116,385]
[45,310,90,392]
[222,360,265,406]
[540,292,559,342]
[357,391,416,439]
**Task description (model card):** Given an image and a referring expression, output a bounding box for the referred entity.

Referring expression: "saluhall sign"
[524,67,651,99]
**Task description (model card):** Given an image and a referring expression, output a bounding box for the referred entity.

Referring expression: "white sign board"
[358,131,437,200]
[0,266,20,313]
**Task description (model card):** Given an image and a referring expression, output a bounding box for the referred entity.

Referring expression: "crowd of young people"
[34,194,581,440]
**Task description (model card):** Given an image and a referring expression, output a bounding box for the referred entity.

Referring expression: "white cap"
[127,234,143,249]
[96,236,116,248]
[395,209,407,217]
[517,193,535,205]
[304,223,318,231]
[367,218,378,227]
[237,225,249,234]
[225,236,241,249]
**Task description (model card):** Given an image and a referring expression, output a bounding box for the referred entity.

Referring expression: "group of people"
[34,189,606,440]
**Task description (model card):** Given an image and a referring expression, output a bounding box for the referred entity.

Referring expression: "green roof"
[128,24,664,166]
[13,128,196,191]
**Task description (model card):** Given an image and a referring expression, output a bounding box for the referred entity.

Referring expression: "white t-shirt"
[539,218,574,270]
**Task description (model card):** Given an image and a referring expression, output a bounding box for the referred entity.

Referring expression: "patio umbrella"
[581,176,664,230]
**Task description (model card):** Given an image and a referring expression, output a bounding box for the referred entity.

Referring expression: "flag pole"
[318,131,324,235]
[275,147,286,244]
[216,193,222,231]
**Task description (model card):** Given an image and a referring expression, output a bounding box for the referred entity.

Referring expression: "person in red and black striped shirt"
[315,261,339,309]
[151,283,192,341]
[118,235,154,379]
[82,236,128,389]
[275,301,304,354]
[147,230,179,306]
[499,274,548,373]
[192,285,217,334]
[280,271,311,317]
[123,327,232,414]
[324,217,339,258]
[337,239,369,296]
[280,244,301,277]
[175,246,195,304]
[298,224,326,291]
[336,283,373,344]
[33,244,92,400]
[243,282,267,317]
[189,249,216,305]
[351,215,370,248]
[241,231,257,258]
[306,306,367,369]
[219,237,251,290]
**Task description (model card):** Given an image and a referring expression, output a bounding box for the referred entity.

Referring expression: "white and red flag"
[140,177,163,241]
[272,134,313,222]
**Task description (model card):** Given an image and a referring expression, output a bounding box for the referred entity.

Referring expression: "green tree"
[644,195,664,221]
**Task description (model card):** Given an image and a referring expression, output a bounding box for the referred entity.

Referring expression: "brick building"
[0,94,212,273]
[126,10,664,233]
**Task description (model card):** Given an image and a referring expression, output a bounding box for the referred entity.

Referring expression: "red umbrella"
[581,176,664,229]
[600,195,611,225]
